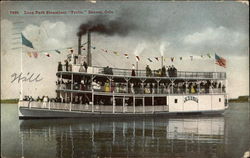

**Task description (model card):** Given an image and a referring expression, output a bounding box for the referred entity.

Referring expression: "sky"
[1,1,249,99]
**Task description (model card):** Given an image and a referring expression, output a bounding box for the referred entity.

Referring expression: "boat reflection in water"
[19,116,225,157]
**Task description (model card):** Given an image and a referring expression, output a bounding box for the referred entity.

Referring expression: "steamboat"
[18,32,228,118]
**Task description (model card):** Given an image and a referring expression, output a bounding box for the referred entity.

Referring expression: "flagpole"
[20,33,23,101]
[214,53,217,78]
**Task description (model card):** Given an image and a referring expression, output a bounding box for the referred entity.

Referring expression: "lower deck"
[19,94,227,118]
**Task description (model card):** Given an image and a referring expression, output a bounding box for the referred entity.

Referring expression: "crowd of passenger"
[23,79,226,105]
[56,78,226,95]
[146,65,177,77]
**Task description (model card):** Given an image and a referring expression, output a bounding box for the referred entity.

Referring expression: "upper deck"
[57,65,226,80]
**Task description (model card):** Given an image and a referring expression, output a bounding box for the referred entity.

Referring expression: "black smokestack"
[77,13,137,37]
[87,31,91,66]
[78,35,81,55]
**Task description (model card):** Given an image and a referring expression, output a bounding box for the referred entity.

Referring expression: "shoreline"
[1,99,19,104]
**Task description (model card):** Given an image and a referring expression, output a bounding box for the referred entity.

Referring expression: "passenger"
[152,83,156,94]
[115,83,119,93]
[177,84,181,94]
[172,65,177,77]
[146,65,152,77]
[191,84,196,93]
[131,64,136,76]
[160,83,165,93]
[161,66,166,77]
[65,60,69,71]
[37,96,41,102]
[104,80,110,92]
[108,67,113,75]
[79,64,85,72]
[144,83,150,94]
[163,83,168,93]
[130,83,135,94]
[83,61,88,72]
[222,85,226,92]
[57,62,62,71]
[169,66,173,77]
[42,96,48,108]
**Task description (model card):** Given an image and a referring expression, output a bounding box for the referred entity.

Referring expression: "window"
[175,99,178,103]
[219,98,221,102]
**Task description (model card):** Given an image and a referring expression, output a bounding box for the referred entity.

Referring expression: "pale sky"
[1,1,249,99]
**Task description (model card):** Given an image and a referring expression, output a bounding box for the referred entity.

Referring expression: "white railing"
[20,101,168,113]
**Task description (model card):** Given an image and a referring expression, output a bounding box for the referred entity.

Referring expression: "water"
[1,103,250,158]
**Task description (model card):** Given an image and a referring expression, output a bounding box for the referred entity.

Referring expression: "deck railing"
[58,84,226,95]
[60,65,226,79]
[19,101,168,113]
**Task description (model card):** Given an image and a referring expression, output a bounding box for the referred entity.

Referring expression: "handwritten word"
[11,72,43,83]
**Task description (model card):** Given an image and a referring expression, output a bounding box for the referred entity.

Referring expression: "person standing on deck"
[65,60,69,71]
[146,65,152,76]
[161,66,166,77]
[83,61,88,72]
[58,62,62,71]
[131,64,136,76]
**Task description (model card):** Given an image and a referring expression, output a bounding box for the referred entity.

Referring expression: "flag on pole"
[113,51,119,56]
[45,53,50,57]
[147,58,153,62]
[190,56,193,61]
[81,42,87,47]
[55,50,61,54]
[27,52,32,57]
[171,57,174,62]
[33,52,38,58]
[136,56,140,61]
[124,54,129,59]
[21,33,34,48]
[215,54,226,68]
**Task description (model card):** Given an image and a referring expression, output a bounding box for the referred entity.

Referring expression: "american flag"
[215,54,226,68]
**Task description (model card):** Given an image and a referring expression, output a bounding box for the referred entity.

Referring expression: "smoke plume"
[77,13,137,37]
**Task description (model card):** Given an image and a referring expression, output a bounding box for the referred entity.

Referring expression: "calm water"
[1,103,250,158]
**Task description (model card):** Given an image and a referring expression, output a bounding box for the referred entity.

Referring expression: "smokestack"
[78,35,82,55]
[161,56,163,68]
[87,31,92,66]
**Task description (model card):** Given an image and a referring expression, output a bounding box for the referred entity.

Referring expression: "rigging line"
[33,42,88,53]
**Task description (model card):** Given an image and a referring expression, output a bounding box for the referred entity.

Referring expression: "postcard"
[1,1,249,158]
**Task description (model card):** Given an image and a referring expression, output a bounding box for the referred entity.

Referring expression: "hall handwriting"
[11,72,43,83]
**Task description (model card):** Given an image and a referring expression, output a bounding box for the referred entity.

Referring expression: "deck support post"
[70,73,73,111]
[220,80,222,93]
[60,73,62,102]
[156,79,160,94]
[198,80,201,94]
[124,77,130,93]
[133,95,135,113]
[92,89,94,112]
[171,80,174,94]
[123,96,125,113]
[113,91,115,114]
[185,81,188,94]
[152,96,154,113]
